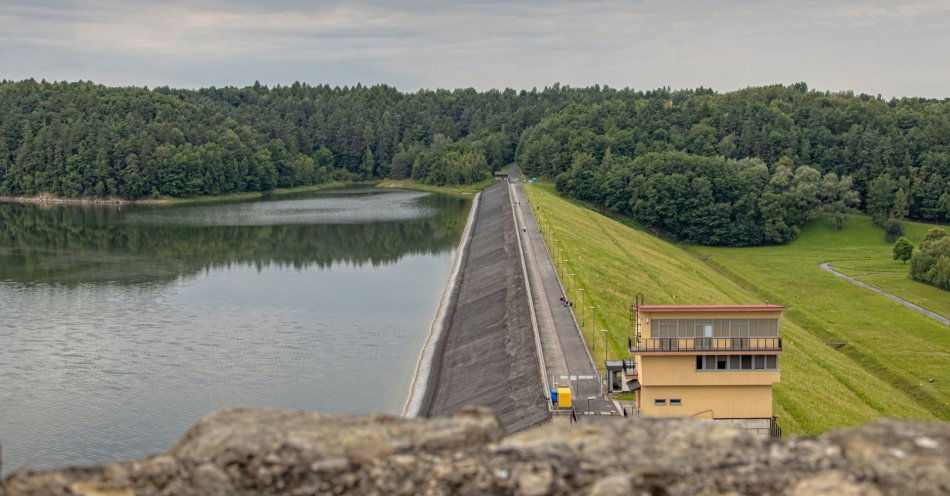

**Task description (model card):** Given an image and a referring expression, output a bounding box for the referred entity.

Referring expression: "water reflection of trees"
[0,196,469,285]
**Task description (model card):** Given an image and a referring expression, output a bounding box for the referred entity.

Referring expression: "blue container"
[550,388,559,405]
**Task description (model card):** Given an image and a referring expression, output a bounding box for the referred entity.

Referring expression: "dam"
[407,182,550,431]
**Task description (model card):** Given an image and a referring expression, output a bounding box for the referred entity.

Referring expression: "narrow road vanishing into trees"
[509,168,618,417]
[819,262,949,325]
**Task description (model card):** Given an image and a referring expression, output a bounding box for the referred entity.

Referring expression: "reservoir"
[0,187,469,474]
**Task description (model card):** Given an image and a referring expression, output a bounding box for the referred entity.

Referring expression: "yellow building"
[628,304,782,433]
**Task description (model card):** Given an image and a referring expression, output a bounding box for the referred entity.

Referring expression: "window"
[731,319,748,337]
[696,354,779,371]
[655,399,667,406]
[714,319,726,337]
[670,399,682,406]
[674,319,780,338]
[696,320,713,338]
[653,319,680,338]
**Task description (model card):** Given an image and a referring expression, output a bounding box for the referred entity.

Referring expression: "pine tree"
[361,147,375,179]
[892,187,909,220]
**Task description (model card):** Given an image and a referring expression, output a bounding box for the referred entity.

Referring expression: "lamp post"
[601,329,609,363]
[589,306,595,346]
[570,273,576,299]
[578,288,585,323]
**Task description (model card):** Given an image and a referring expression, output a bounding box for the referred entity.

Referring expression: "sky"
[2,0,949,97]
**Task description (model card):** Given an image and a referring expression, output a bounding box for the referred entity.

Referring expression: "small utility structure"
[625,302,784,438]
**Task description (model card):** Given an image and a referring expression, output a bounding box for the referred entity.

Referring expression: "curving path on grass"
[819,262,949,325]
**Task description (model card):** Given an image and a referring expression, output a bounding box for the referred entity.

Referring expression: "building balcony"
[629,337,782,354]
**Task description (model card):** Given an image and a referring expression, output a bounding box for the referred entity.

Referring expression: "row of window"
[696,354,778,371]
[654,399,682,406]
[652,318,779,338]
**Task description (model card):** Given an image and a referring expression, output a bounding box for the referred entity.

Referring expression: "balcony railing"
[622,359,637,377]
[629,337,782,353]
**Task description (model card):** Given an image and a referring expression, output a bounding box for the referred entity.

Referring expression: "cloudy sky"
[2,0,949,97]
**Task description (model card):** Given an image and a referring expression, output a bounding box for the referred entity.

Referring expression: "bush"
[883,215,904,238]
[892,237,914,263]
[909,228,950,290]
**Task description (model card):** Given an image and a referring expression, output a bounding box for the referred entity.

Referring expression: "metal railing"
[629,337,782,353]
[769,417,782,439]
[622,359,637,377]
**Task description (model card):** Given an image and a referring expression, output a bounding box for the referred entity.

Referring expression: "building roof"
[637,304,784,313]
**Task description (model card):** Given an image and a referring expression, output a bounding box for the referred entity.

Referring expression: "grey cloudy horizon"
[2,0,949,98]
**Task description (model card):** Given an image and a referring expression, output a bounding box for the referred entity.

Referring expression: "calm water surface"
[0,187,469,474]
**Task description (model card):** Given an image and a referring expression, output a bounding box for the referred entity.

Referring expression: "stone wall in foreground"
[2,407,948,496]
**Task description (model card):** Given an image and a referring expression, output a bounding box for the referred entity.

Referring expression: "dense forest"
[0,80,947,245]
[0,80,613,198]
[517,85,949,244]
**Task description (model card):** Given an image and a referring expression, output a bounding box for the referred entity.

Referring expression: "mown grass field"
[815,219,950,318]
[524,182,948,434]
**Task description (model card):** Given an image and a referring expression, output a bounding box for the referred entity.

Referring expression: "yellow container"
[557,387,572,408]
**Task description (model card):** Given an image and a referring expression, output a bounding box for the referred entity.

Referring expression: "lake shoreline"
[0,192,155,205]
[0,179,498,207]
[0,182,355,207]
[402,190,481,417]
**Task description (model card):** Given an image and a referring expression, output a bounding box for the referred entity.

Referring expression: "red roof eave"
[637,304,784,313]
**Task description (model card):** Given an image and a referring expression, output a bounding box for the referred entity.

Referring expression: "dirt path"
[819,262,949,325]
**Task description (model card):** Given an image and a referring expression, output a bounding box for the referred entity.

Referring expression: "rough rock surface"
[2,407,948,495]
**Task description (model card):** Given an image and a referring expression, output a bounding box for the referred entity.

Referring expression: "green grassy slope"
[524,183,944,434]
[697,216,950,422]
[805,218,949,317]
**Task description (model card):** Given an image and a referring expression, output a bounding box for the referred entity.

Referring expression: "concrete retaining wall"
[416,183,549,432]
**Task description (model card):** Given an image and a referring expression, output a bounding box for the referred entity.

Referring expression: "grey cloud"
[0,0,948,97]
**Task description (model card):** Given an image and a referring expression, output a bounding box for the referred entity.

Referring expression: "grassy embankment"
[375,178,497,196]
[524,182,948,435]
[809,219,949,317]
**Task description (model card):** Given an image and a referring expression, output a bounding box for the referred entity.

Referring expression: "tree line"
[0,80,616,198]
[518,84,949,245]
[1,80,947,246]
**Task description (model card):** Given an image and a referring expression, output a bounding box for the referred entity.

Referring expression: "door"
[698,321,713,350]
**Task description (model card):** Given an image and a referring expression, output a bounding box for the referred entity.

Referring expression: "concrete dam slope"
[417,182,549,432]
